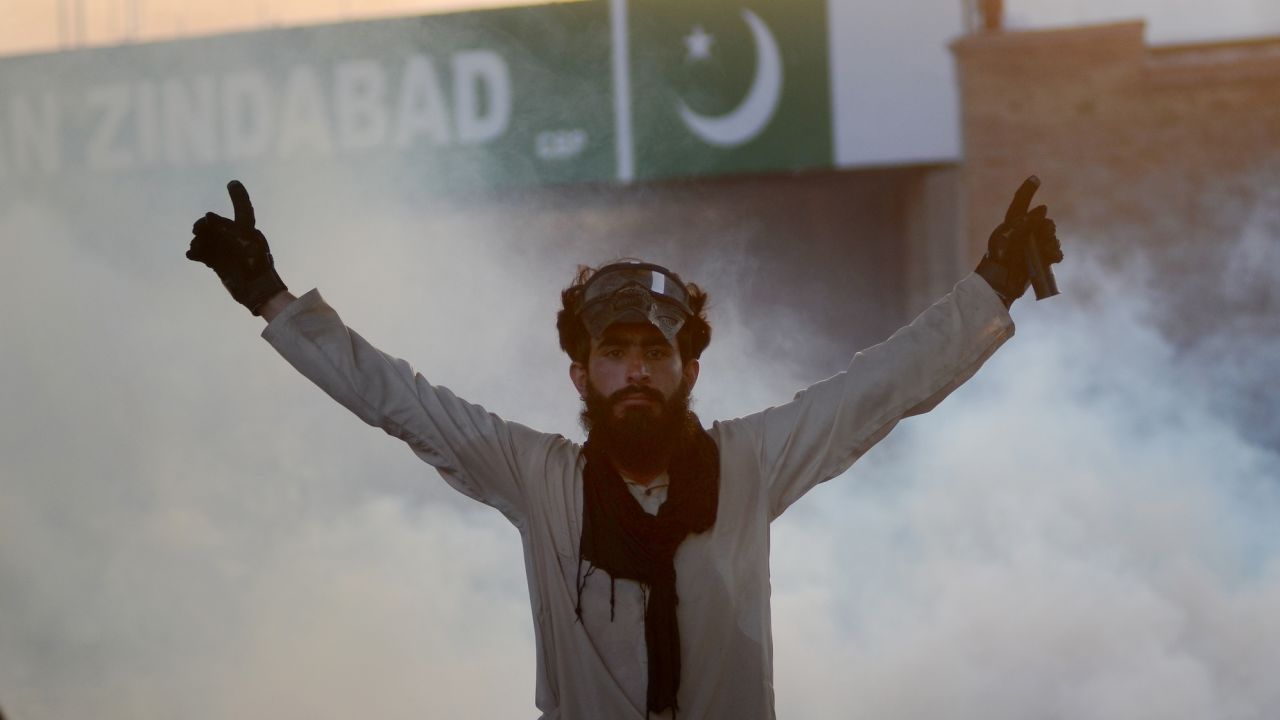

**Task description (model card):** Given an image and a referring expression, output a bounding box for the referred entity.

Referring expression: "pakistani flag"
[620,0,832,181]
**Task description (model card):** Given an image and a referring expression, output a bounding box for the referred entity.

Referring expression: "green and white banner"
[622,0,832,181]
[0,0,961,189]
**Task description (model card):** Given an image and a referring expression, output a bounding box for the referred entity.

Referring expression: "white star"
[684,25,714,62]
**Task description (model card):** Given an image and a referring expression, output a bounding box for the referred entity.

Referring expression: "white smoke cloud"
[0,177,546,718]
[769,238,1280,719]
[3,109,1280,720]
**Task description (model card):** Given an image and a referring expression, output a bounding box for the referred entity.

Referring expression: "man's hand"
[186,180,288,316]
[976,176,1064,308]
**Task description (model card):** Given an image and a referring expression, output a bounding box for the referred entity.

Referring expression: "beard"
[580,379,695,476]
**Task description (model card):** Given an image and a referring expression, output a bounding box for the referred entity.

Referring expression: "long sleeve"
[261,289,558,526]
[729,272,1015,520]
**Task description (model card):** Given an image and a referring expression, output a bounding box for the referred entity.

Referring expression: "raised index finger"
[227,180,256,228]
[1004,175,1041,224]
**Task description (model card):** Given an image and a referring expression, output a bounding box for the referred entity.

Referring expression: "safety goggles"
[578,262,692,343]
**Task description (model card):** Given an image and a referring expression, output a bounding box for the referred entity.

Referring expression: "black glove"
[186,180,287,316]
[976,176,1064,307]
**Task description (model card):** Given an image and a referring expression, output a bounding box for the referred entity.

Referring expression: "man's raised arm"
[737,176,1064,519]
[185,181,557,525]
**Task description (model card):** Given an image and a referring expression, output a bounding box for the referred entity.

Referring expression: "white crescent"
[677,9,784,148]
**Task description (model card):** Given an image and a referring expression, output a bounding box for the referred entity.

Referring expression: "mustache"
[609,386,665,404]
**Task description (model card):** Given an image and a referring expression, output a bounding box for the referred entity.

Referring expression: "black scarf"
[575,416,720,716]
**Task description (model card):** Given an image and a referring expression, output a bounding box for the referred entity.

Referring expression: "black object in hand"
[186,180,287,316]
[976,176,1064,307]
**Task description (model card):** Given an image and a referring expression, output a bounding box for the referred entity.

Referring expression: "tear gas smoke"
[769,238,1280,720]
[3,168,1279,719]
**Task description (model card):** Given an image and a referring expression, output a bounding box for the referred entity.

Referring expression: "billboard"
[0,0,962,190]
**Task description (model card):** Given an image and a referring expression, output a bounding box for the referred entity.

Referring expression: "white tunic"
[262,273,1013,719]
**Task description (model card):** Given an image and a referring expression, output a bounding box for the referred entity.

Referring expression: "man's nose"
[625,354,650,383]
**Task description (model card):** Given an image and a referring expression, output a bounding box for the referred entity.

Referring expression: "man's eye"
[646,349,668,359]
[603,349,623,358]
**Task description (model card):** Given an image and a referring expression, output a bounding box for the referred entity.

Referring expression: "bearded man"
[187,177,1061,719]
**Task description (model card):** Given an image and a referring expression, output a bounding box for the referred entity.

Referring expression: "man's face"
[570,323,701,473]
[570,322,699,417]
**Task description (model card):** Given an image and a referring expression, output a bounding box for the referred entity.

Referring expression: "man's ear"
[569,361,588,399]
[682,358,700,392]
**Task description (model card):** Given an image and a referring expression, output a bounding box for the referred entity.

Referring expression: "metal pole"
[979,0,1004,31]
